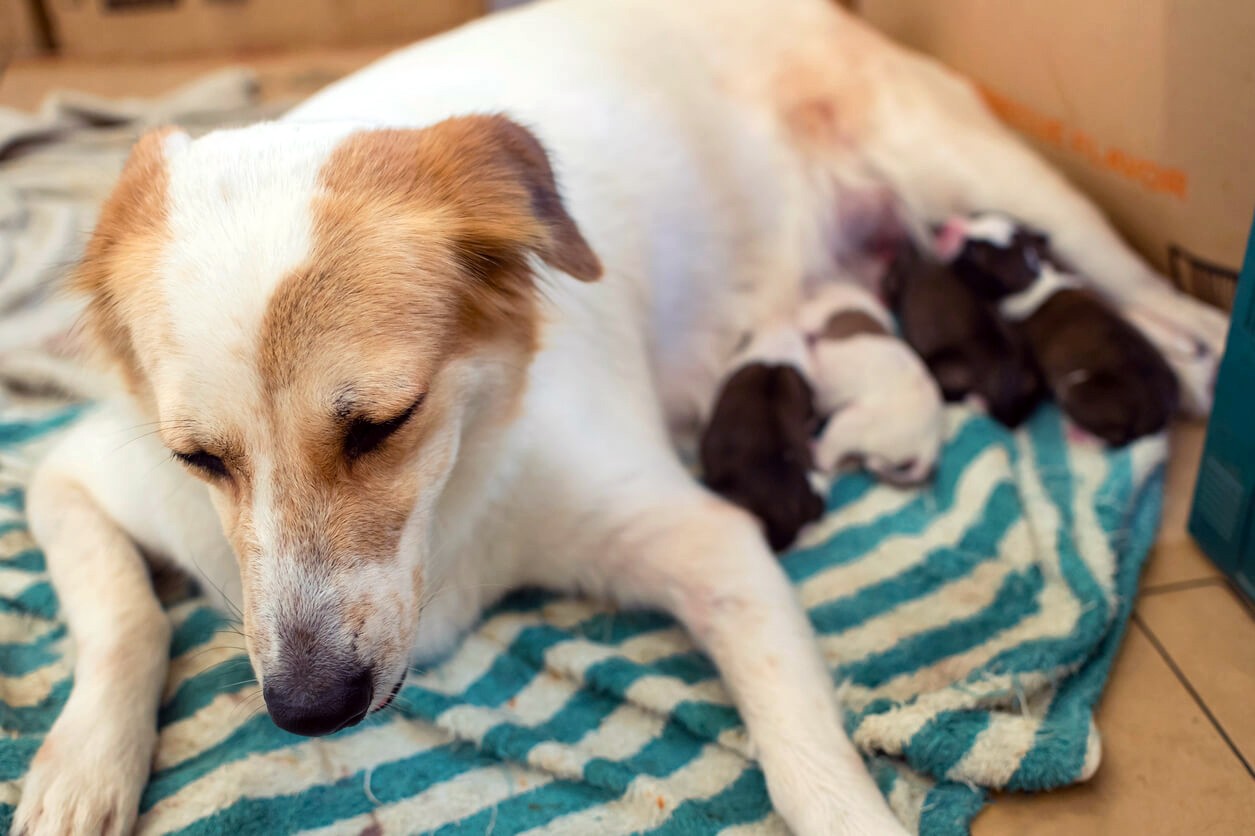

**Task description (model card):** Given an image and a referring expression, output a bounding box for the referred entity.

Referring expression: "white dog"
[799,283,944,485]
[12,1,1227,834]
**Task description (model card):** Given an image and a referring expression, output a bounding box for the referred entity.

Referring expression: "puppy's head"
[840,363,944,488]
[856,411,942,487]
[700,363,823,551]
[76,116,600,735]
[936,212,1051,299]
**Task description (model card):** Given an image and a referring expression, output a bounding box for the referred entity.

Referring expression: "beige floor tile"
[1141,420,1223,589]
[1138,583,1255,767]
[974,624,1255,835]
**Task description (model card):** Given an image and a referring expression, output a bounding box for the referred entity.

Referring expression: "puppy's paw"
[11,709,154,836]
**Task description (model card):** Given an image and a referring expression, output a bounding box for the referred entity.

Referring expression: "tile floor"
[3,48,1253,835]
[975,422,1255,834]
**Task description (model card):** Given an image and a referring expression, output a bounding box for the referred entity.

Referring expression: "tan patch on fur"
[818,310,888,342]
[771,47,875,153]
[261,116,602,394]
[248,116,601,575]
[72,127,178,402]
[784,97,844,148]
[344,600,371,637]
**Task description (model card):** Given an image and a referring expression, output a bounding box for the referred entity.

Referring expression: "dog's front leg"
[593,490,906,835]
[11,469,170,836]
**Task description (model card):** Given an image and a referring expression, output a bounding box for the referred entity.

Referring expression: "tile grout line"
[1224,578,1255,621]
[1140,577,1226,597]
[1132,614,1255,782]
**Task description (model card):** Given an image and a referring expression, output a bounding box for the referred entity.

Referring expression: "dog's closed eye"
[344,395,426,461]
[172,450,229,479]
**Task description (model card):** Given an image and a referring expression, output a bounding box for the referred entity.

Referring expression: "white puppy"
[12,1,1226,835]
[799,283,944,485]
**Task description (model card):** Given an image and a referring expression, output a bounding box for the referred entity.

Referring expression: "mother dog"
[12,0,1225,833]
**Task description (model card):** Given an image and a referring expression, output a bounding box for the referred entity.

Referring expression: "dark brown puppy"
[944,213,1179,445]
[885,245,1044,428]
[700,363,825,551]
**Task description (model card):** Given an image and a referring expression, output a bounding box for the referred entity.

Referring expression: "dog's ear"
[73,126,188,395]
[411,115,602,283]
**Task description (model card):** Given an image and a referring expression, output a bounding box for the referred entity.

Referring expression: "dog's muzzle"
[263,665,374,736]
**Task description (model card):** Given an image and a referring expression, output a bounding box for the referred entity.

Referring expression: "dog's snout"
[263,666,374,737]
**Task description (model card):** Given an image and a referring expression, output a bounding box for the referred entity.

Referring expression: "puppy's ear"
[412,115,602,282]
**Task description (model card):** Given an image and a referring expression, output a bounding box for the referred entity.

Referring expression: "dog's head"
[935,211,1051,299]
[75,116,600,735]
[853,406,943,487]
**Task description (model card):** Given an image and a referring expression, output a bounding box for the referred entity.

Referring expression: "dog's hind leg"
[11,469,170,836]
[845,41,1227,414]
[579,482,907,835]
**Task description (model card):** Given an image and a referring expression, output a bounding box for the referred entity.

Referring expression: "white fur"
[798,284,944,484]
[725,319,815,378]
[999,263,1082,322]
[955,213,1016,247]
[797,282,895,335]
[13,1,1229,834]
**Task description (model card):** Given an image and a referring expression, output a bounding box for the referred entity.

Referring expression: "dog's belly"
[291,0,904,444]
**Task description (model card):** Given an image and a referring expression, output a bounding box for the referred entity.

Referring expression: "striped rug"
[0,397,1166,835]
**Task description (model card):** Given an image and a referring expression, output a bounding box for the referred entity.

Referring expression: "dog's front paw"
[762,750,909,836]
[11,710,154,836]
[794,808,910,836]
[772,781,909,836]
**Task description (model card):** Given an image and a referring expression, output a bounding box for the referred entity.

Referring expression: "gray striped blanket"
[0,71,1167,835]
[0,400,1166,834]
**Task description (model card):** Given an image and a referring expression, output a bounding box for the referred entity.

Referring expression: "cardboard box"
[1,0,49,58]
[43,0,484,60]
[855,0,1255,311]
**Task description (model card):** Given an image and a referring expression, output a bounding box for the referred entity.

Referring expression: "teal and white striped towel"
[0,400,1166,834]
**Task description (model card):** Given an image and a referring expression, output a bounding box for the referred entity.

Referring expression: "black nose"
[264,668,374,737]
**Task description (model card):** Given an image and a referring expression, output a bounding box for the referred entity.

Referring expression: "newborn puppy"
[885,244,1044,427]
[700,326,825,551]
[940,212,1179,445]
[800,282,944,486]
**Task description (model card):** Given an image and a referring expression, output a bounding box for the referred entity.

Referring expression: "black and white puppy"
[798,282,944,485]
[700,327,824,551]
[885,243,1045,428]
[939,212,1179,445]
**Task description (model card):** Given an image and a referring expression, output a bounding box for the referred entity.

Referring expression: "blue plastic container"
[1189,213,1255,603]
